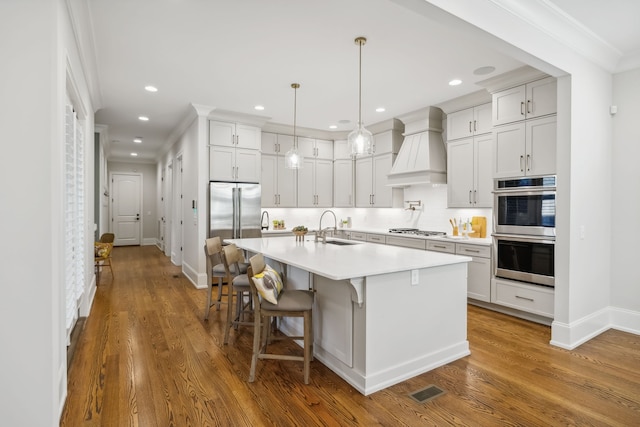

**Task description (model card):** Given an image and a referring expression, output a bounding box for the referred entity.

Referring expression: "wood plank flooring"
[61,245,640,426]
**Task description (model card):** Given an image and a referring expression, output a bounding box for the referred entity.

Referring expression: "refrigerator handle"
[232,187,238,239]
[237,187,242,238]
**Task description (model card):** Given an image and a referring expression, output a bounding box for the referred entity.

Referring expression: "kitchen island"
[227,236,471,395]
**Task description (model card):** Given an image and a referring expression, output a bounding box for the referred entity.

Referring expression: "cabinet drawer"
[456,243,491,258]
[386,236,427,250]
[350,232,367,242]
[426,240,456,254]
[492,279,554,318]
[366,234,386,244]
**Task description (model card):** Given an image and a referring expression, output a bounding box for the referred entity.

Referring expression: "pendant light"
[285,83,304,169]
[348,36,373,157]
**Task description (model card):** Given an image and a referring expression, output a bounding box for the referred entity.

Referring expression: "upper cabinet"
[297,158,333,208]
[298,137,333,160]
[493,115,557,178]
[261,133,296,207]
[209,121,261,182]
[447,103,492,141]
[447,133,493,207]
[492,77,557,126]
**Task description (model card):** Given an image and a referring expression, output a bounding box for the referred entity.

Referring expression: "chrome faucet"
[316,210,337,243]
[261,210,270,230]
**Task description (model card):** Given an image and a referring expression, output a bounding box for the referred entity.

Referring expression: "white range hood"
[387,107,446,187]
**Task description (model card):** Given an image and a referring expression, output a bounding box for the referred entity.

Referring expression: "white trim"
[609,307,640,336]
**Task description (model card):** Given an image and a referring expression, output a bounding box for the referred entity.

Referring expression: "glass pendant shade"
[285,83,303,169]
[348,122,373,156]
[284,146,303,169]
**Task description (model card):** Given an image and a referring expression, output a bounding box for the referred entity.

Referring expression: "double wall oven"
[493,176,556,287]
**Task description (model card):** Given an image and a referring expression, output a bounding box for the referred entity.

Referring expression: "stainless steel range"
[388,228,446,237]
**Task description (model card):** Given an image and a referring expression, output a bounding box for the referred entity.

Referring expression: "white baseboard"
[142,238,157,246]
[610,307,640,335]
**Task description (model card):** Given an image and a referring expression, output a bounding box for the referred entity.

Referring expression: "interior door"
[111,173,141,246]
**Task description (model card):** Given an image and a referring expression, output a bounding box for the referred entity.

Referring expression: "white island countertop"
[226,237,471,281]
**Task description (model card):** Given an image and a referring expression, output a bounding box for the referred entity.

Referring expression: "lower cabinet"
[456,243,491,302]
[491,277,554,318]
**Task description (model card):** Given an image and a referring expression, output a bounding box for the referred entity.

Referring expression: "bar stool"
[247,253,314,384]
[203,237,248,320]
[222,243,254,344]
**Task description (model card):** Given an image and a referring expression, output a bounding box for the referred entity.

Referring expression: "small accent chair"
[222,243,253,344]
[247,253,314,384]
[94,233,115,282]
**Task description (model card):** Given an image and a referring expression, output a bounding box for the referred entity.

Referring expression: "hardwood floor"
[61,245,640,426]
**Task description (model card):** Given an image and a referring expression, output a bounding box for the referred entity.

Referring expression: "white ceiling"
[84,0,640,163]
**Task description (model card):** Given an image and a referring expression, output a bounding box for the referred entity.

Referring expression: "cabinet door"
[526,77,557,119]
[466,256,491,302]
[371,153,393,207]
[235,149,261,182]
[297,137,315,158]
[235,124,261,149]
[315,159,333,207]
[315,139,333,159]
[209,145,235,180]
[209,121,235,147]
[447,108,474,141]
[526,116,556,176]
[278,134,295,154]
[492,85,526,126]
[261,154,277,207]
[447,138,475,207]
[296,158,316,207]
[474,134,494,207]
[474,103,493,135]
[333,139,351,160]
[355,156,373,207]
[493,122,526,178]
[334,159,353,207]
[277,155,297,207]
[261,132,278,154]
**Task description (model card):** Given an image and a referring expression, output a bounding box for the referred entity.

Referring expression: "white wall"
[108,161,158,244]
[0,0,96,424]
[611,68,640,320]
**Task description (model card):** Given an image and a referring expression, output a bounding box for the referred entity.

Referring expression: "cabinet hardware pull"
[434,245,446,249]
[527,100,532,114]
[474,189,477,204]
[515,295,534,302]
[527,154,531,171]
[464,249,480,253]
[469,190,472,204]
[236,135,239,145]
[473,120,477,132]
[520,102,525,115]
[520,155,524,171]
[469,121,472,133]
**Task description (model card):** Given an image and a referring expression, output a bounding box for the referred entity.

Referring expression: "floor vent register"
[409,385,446,403]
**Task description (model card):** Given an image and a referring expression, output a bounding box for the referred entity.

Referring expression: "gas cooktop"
[388,228,446,237]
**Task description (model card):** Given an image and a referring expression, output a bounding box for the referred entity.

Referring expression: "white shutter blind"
[64,103,86,340]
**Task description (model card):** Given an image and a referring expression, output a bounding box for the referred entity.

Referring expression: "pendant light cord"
[358,39,362,125]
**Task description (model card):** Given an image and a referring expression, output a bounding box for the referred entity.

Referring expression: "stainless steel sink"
[325,240,359,246]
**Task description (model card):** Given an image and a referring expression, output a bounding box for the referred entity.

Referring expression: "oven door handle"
[492,233,556,244]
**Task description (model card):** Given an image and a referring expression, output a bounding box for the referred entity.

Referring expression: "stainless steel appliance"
[493,233,555,287]
[493,175,556,287]
[388,228,446,237]
[209,181,262,240]
[493,176,556,237]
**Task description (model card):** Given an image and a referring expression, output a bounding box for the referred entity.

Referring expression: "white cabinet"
[209,145,261,182]
[261,133,296,207]
[493,115,557,178]
[491,277,554,318]
[209,120,261,149]
[209,121,261,182]
[333,159,354,207]
[366,233,386,244]
[447,133,493,207]
[492,77,557,126]
[456,243,491,302]
[447,103,492,141]
[426,240,456,254]
[297,158,333,207]
[298,137,333,160]
[333,139,351,160]
[355,153,397,207]
[386,236,427,250]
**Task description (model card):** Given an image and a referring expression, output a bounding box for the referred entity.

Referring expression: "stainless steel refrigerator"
[209,181,262,240]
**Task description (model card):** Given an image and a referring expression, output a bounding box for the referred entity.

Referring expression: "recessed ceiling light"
[473,66,495,76]
[254,105,265,111]
[133,137,142,143]
[375,107,386,113]
[449,79,462,86]
[130,152,138,157]
[144,85,158,92]
[329,125,337,129]
[138,116,149,121]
